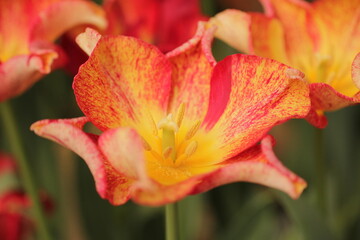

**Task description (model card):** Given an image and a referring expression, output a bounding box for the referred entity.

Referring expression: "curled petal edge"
[306,82,360,128]
[166,21,216,66]
[191,135,307,199]
[0,51,58,102]
[30,117,108,198]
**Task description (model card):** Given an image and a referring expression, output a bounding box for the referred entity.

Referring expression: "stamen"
[150,150,162,161]
[175,142,197,164]
[175,103,185,128]
[163,147,173,159]
[185,120,201,140]
[145,110,158,136]
[185,141,198,157]
[141,137,152,151]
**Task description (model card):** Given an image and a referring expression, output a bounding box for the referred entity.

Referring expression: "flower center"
[141,103,201,165]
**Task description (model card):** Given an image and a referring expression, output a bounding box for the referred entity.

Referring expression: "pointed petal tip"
[285,67,305,80]
[291,178,307,199]
[75,28,102,56]
[166,21,216,66]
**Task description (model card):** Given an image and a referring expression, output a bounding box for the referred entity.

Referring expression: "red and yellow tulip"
[103,0,205,53]
[0,153,53,240]
[0,0,106,102]
[212,0,360,128]
[31,24,310,206]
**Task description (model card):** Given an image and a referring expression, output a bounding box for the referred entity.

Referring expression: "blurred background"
[1,0,360,239]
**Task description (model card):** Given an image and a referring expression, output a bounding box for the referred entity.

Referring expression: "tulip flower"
[31,23,310,206]
[0,0,106,102]
[103,0,205,53]
[211,0,360,128]
[0,153,53,240]
[63,0,205,75]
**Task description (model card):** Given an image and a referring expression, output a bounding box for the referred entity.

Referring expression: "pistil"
[158,114,178,162]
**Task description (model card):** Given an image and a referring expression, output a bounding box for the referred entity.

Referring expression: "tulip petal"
[30,117,134,205]
[73,36,172,130]
[311,0,360,54]
[98,127,147,181]
[154,0,207,52]
[166,22,215,121]
[212,9,288,64]
[204,54,310,158]
[97,127,209,206]
[352,52,360,89]
[103,0,205,53]
[261,0,317,67]
[30,117,107,195]
[210,9,252,54]
[30,0,106,44]
[131,177,201,206]
[192,135,307,199]
[0,52,58,101]
[306,83,360,128]
[75,28,102,56]
[309,83,360,111]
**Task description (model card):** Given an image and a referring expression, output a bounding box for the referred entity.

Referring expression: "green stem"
[165,203,179,240]
[315,128,326,215]
[0,102,52,240]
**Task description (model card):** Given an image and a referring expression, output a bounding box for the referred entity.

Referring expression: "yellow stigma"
[157,113,178,162]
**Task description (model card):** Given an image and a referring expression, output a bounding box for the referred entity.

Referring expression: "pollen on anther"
[175,103,185,127]
[141,137,152,151]
[185,120,201,140]
[145,110,158,136]
[185,141,198,157]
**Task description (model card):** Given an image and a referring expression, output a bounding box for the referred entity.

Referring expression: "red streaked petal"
[306,83,360,128]
[204,54,310,158]
[73,35,172,131]
[166,22,215,121]
[103,0,205,53]
[30,117,136,205]
[30,0,106,43]
[98,127,147,181]
[311,0,360,54]
[103,0,159,41]
[155,0,207,53]
[131,178,201,206]
[263,0,317,66]
[30,117,107,197]
[309,83,360,111]
[249,13,288,63]
[192,135,307,199]
[352,52,360,89]
[0,52,58,102]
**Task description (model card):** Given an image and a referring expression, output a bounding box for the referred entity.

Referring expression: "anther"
[141,137,152,151]
[185,120,201,140]
[151,150,162,161]
[145,110,158,136]
[185,141,198,157]
[175,103,185,128]
[163,147,173,159]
